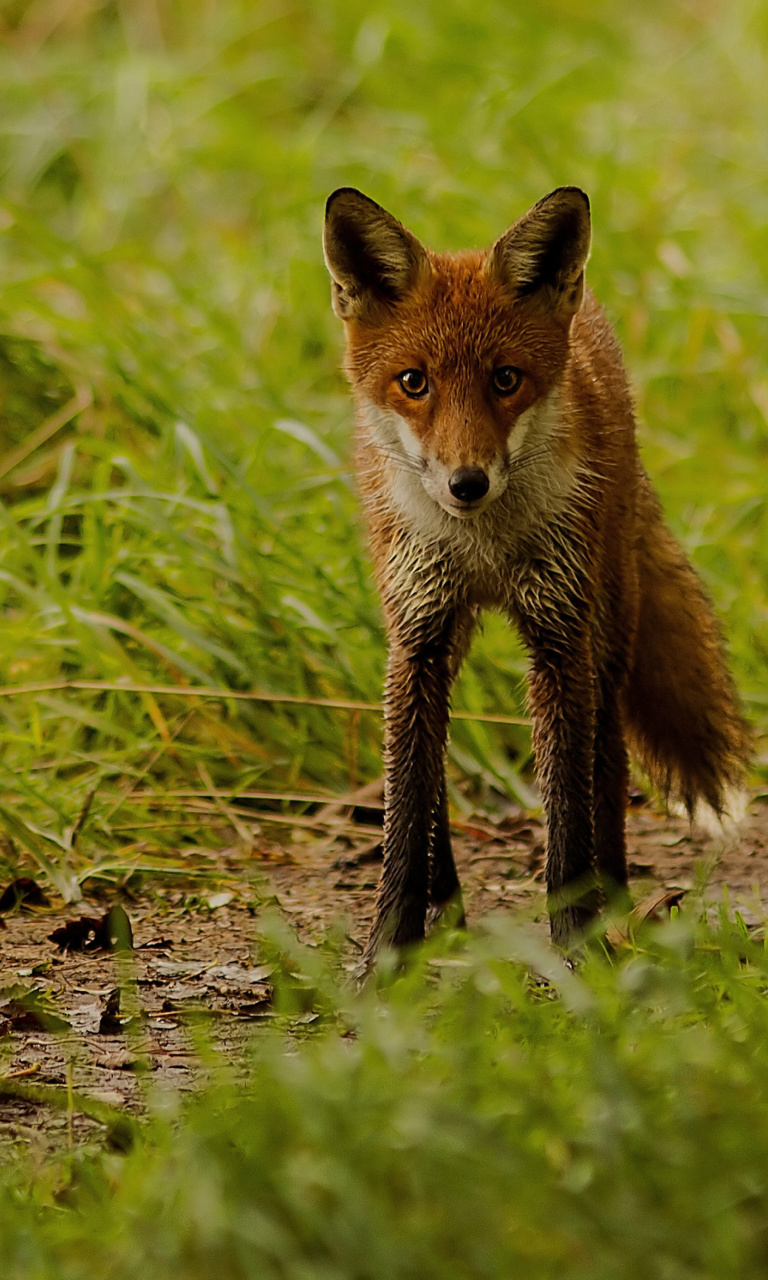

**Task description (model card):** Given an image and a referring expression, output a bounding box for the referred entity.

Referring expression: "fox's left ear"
[486,187,591,319]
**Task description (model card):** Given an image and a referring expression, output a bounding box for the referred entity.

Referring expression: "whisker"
[505,444,554,475]
[377,446,425,475]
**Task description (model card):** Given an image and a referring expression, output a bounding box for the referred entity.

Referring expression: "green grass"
[1,4,768,1267]
[5,913,768,1278]
[0,0,766,888]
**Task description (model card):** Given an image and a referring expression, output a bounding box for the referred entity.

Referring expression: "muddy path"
[1,792,767,1148]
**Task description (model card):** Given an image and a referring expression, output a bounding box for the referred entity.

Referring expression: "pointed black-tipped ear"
[486,187,591,318]
[323,188,429,321]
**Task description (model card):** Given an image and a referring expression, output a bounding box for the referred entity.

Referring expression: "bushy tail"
[622,478,750,814]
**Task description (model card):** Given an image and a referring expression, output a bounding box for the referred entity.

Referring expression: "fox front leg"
[426,775,467,931]
[592,667,631,900]
[523,625,600,948]
[361,610,467,968]
[426,605,476,931]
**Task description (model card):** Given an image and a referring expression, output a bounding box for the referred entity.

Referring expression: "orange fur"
[324,187,750,961]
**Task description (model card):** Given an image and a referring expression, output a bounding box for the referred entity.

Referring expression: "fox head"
[323,186,591,520]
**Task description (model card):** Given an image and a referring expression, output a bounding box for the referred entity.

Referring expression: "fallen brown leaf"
[606,887,687,947]
[0,878,51,913]
[48,904,133,953]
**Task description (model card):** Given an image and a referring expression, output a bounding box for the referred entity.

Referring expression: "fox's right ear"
[323,189,428,321]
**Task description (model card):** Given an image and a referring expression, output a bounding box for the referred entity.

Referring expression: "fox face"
[324,187,591,522]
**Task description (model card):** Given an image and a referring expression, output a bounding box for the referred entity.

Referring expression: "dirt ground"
[1,790,767,1148]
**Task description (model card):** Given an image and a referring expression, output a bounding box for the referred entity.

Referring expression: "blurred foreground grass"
[5,913,768,1278]
[0,0,766,888]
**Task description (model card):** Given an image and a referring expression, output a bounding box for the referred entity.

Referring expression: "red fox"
[323,185,749,963]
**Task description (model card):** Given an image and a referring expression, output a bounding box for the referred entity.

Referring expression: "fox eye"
[492,366,523,396]
[396,369,428,398]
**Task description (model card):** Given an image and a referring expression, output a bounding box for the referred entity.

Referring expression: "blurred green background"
[0,0,766,889]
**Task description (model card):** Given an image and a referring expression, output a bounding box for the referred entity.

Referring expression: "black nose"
[448,466,490,503]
